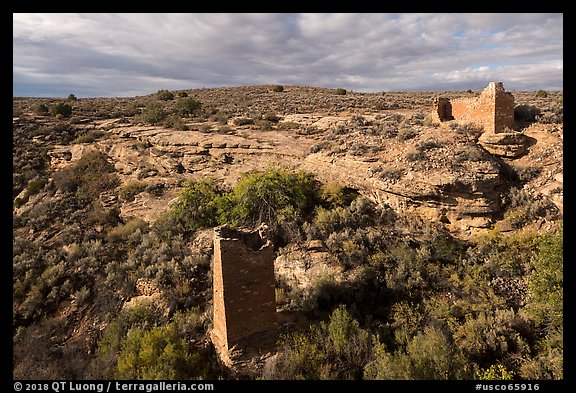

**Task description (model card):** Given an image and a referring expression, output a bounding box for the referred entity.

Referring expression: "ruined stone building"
[211,226,276,357]
[432,82,528,158]
[432,81,515,133]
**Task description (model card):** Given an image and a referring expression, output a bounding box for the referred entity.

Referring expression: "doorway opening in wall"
[436,97,454,121]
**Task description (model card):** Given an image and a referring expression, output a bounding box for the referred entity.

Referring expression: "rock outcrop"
[478,131,529,158]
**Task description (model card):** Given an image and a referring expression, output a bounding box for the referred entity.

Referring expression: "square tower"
[211,225,276,355]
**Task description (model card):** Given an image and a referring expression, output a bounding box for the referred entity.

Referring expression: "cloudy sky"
[13,13,563,97]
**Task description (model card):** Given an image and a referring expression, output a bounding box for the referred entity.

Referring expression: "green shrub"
[221,168,320,226]
[378,166,404,181]
[363,342,412,379]
[390,301,425,346]
[254,119,274,130]
[173,97,202,117]
[272,85,284,92]
[274,328,326,379]
[405,147,424,162]
[319,183,358,209]
[308,206,349,239]
[71,130,104,144]
[306,275,348,312]
[73,285,91,305]
[96,303,175,378]
[453,144,484,163]
[266,305,373,379]
[33,104,49,116]
[51,102,72,118]
[335,88,347,95]
[53,150,119,198]
[116,324,200,379]
[140,102,168,125]
[406,326,468,379]
[277,121,300,130]
[262,112,281,122]
[145,182,165,196]
[453,308,530,368]
[513,165,542,183]
[171,179,223,232]
[107,217,148,242]
[162,114,188,130]
[364,326,469,380]
[514,104,541,122]
[499,187,544,230]
[27,178,47,195]
[207,109,229,124]
[156,89,174,101]
[397,127,418,141]
[519,325,562,379]
[535,90,548,98]
[326,304,362,352]
[168,168,355,238]
[14,178,47,207]
[454,122,484,142]
[525,224,563,327]
[111,309,216,379]
[476,363,514,380]
[307,197,374,241]
[119,180,147,202]
[71,134,95,144]
[230,117,254,126]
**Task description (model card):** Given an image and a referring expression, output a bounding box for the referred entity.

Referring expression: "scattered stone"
[306,239,324,251]
[554,173,563,183]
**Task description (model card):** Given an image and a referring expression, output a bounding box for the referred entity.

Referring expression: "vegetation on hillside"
[16,162,562,379]
[12,87,563,380]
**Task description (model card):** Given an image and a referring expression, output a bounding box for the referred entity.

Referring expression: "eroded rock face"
[41,87,560,238]
[46,116,508,236]
[275,244,342,295]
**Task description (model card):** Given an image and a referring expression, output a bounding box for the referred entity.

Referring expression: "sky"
[13,13,563,98]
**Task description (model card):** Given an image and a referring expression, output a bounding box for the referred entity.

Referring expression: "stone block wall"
[492,84,515,133]
[211,226,276,354]
[432,82,515,133]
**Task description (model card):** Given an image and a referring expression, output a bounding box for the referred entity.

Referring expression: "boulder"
[479,131,528,158]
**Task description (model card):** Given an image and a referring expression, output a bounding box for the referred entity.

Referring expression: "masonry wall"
[493,86,515,133]
[212,226,276,352]
[432,82,515,133]
[451,96,495,132]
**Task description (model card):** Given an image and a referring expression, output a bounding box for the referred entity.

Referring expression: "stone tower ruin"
[432,81,515,133]
[211,225,276,357]
[432,82,528,158]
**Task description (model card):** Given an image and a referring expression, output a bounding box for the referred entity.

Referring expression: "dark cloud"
[13,13,563,97]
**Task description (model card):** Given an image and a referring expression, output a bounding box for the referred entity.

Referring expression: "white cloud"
[13,13,563,97]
